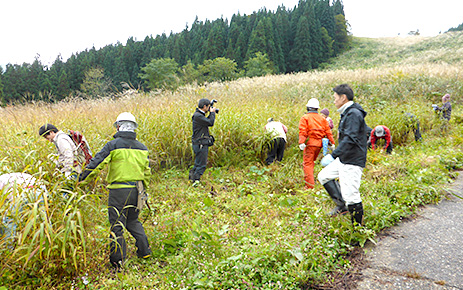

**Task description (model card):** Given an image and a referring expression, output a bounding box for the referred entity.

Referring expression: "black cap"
[39,124,58,137]
[198,98,211,108]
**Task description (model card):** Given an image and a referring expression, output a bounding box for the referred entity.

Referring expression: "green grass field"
[1,32,463,289]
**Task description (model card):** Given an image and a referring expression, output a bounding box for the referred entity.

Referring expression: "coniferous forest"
[0,0,349,104]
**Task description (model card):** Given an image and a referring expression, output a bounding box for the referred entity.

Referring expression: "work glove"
[330,144,335,151]
[432,104,438,110]
[321,154,334,167]
[299,143,306,151]
[65,171,78,181]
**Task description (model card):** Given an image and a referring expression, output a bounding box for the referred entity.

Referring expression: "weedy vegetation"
[1,32,463,289]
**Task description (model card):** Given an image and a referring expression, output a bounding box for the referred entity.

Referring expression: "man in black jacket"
[318,84,368,227]
[189,98,217,182]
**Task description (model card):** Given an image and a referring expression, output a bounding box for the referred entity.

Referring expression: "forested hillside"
[0,0,349,104]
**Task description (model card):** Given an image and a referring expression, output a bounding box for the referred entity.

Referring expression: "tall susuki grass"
[1,32,463,288]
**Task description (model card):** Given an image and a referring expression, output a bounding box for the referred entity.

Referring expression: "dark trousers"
[404,120,422,141]
[190,144,209,181]
[266,138,286,165]
[411,121,422,141]
[108,187,151,266]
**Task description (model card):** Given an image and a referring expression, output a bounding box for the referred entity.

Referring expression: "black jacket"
[192,108,215,143]
[331,103,368,168]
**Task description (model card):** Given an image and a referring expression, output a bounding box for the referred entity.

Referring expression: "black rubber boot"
[323,180,348,216]
[348,202,364,226]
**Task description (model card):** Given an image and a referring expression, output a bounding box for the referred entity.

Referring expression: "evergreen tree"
[226,14,244,66]
[0,0,352,103]
[274,6,291,72]
[27,57,46,99]
[49,55,70,100]
[316,0,336,38]
[246,19,269,59]
[288,15,312,72]
[204,18,228,60]
[190,17,206,65]
[332,0,345,16]
[320,27,334,60]
[333,14,350,55]
[306,3,324,68]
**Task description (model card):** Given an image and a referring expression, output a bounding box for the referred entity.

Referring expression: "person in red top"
[299,98,335,189]
[370,125,393,154]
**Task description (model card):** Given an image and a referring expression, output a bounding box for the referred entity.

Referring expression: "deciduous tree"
[139,58,180,91]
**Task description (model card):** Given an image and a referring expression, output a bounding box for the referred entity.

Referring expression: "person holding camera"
[189,98,218,183]
[432,93,452,121]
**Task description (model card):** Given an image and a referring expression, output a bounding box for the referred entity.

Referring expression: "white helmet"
[374,126,385,137]
[114,112,138,128]
[306,98,319,109]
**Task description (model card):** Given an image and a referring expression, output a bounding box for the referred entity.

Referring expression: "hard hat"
[306,98,319,109]
[114,112,137,128]
[374,126,385,137]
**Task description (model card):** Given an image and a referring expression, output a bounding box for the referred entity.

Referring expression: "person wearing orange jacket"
[299,98,335,189]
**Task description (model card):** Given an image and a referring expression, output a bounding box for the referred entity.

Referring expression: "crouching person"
[0,173,47,243]
[318,84,367,228]
[78,112,151,270]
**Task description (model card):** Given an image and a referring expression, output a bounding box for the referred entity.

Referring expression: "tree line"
[0,0,349,104]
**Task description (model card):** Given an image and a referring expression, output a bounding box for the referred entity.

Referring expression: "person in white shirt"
[0,172,47,242]
[264,118,288,165]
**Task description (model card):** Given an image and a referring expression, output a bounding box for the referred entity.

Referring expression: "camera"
[210,99,219,113]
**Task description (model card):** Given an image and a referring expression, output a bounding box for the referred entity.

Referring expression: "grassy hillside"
[1,32,463,289]
[325,31,463,69]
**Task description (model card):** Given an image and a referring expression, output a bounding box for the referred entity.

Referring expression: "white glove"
[432,104,438,110]
[330,144,335,151]
[299,143,306,151]
[321,154,334,167]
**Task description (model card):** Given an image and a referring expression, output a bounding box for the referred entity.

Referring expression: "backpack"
[68,130,93,166]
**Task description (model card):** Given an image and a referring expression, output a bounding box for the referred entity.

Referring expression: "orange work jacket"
[299,112,335,147]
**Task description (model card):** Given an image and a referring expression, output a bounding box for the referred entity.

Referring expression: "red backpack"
[68,130,93,166]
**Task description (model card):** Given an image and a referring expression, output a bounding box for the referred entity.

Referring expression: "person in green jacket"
[78,112,151,270]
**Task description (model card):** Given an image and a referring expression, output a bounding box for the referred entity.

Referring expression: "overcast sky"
[1,0,462,69]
